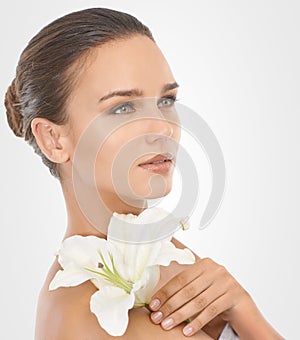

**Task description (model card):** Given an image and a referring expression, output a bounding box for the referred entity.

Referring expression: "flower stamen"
[85,251,133,294]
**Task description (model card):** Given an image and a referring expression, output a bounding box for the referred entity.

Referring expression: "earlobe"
[31,118,70,164]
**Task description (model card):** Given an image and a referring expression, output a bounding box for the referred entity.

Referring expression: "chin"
[130,177,173,199]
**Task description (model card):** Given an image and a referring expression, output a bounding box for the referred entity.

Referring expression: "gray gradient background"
[0,1,299,339]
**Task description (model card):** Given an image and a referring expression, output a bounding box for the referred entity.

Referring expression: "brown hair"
[4,8,154,179]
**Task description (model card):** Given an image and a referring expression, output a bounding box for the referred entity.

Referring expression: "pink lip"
[138,160,173,174]
[138,153,173,165]
[138,152,174,174]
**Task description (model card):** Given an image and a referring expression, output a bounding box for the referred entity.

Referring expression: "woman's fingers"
[150,273,215,324]
[150,262,205,311]
[149,257,250,336]
[181,294,230,337]
[148,255,265,337]
[151,281,227,330]
[150,258,218,312]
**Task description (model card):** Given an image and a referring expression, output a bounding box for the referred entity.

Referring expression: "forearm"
[228,296,284,340]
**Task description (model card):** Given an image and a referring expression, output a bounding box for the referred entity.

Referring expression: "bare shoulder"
[35,261,104,340]
[35,260,213,340]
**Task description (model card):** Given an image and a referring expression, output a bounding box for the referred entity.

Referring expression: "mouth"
[138,153,174,174]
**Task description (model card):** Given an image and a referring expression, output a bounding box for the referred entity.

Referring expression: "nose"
[145,117,174,144]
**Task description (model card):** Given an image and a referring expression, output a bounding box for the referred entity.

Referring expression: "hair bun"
[5,79,24,137]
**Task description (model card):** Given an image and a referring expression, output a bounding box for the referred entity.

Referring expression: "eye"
[110,102,136,115]
[157,95,177,108]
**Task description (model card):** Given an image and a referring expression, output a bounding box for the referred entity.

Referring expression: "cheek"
[172,124,181,144]
[93,121,179,198]
[94,126,137,192]
[95,134,122,186]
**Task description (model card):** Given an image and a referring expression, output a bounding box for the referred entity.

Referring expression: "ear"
[31,118,70,164]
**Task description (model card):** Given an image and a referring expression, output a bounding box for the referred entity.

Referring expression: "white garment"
[218,323,239,339]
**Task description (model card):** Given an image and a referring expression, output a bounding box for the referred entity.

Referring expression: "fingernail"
[183,326,193,336]
[149,298,160,310]
[151,311,163,323]
[161,317,174,329]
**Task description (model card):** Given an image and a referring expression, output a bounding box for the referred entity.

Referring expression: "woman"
[5,8,284,339]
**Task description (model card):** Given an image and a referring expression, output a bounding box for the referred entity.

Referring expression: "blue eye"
[110,102,136,114]
[157,95,177,108]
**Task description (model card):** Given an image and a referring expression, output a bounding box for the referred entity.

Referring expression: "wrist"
[223,293,284,340]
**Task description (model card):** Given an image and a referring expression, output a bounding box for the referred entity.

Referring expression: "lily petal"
[150,241,195,267]
[57,235,109,270]
[135,207,169,223]
[90,286,135,336]
[108,240,162,282]
[49,264,95,290]
[134,265,160,306]
[109,207,178,244]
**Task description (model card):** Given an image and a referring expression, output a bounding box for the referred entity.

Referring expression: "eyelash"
[109,95,178,115]
[158,95,178,108]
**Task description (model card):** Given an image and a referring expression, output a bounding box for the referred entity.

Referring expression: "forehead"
[73,34,175,96]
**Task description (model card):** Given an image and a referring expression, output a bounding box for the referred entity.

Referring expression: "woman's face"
[65,35,180,211]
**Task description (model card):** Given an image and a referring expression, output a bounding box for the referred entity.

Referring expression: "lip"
[138,153,174,174]
[138,152,174,166]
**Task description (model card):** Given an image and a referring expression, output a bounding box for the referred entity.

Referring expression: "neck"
[59,178,147,240]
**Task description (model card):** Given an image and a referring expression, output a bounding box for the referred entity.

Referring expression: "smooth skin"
[35,239,219,339]
[32,35,284,339]
[149,253,284,339]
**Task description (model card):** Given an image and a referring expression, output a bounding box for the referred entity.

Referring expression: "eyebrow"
[99,82,179,102]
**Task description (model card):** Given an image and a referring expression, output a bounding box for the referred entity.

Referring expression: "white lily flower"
[49,207,195,336]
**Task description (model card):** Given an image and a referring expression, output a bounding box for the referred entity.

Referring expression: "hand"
[149,257,252,337]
